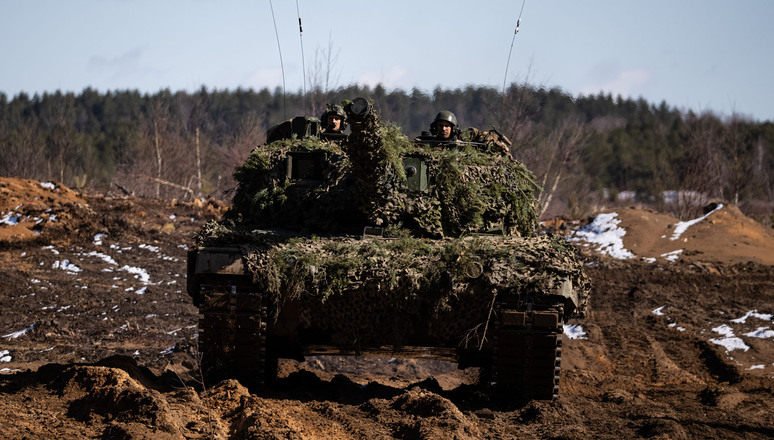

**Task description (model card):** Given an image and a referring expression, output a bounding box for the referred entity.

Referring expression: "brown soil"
[1,176,773,439]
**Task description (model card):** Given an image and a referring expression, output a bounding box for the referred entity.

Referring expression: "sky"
[1,0,772,122]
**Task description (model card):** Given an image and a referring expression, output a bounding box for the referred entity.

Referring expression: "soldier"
[321,104,346,134]
[429,111,460,141]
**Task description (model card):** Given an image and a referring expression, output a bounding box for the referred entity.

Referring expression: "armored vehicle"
[187,98,590,400]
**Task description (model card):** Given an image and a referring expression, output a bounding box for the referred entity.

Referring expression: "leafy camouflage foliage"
[219,99,540,238]
[227,137,362,232]
[234,233,589,348]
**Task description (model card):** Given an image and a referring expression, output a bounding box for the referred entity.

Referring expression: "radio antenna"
[500,0,526,127]
[296,0,308,113]
[269,0,287,119]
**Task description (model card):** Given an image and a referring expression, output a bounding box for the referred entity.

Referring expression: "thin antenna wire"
[500,0,526,127]
[296,0,307,113]
[269,0,287,119]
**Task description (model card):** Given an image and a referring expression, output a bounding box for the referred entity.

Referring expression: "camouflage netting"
[221,99,541,238]
[193,98,590,349]
[225,233,590,349]
[227,137,363,232]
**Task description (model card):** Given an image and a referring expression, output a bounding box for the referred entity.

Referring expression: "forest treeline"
[1,84,772,223]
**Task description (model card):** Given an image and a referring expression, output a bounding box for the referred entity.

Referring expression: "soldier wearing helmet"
[321,104,347,134]
[430,111,460,141]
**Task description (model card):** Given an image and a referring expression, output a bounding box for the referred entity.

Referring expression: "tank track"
[490,306,563,400]
[197,283,275,391]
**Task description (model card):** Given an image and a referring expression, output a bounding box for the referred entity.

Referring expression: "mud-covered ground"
[1,177,773,439]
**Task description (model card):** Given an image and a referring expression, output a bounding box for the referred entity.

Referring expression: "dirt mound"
[1,177,774,439]
[0,177,86,241]
[570,204,774,266]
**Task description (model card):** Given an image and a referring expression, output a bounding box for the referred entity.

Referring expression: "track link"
[491,307,563,400]
[198,283,274,391]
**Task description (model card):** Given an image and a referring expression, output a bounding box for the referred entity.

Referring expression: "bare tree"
[307,32,341,117]
[149,99,168,198]
[185,94,208,197]
[41,94,79,184]
[536,119,589,219]
[0,117,47,179]
[497,58,540,146]
[725,112,758,206]
[678,111,727,218]
[114,96,196,200]
[212,111,266,199]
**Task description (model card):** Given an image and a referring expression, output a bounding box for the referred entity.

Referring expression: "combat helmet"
[320,104,347,131]
[430,111,459,137]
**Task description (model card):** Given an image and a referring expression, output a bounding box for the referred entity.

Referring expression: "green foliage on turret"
[216,100,541,238]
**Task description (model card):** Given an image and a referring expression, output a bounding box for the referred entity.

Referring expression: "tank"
[187,97,590,400]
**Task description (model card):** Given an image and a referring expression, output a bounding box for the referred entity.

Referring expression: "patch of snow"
[564,324,587,339]
[745,327,774,339]
[139,244,160,253]
[652,306,666,316]
[661,249,683,263]
[119,265,151,284]
[82,251,118,266]
[669,322,685,332]
[568,212,636,259]
[1,212,21,225]
[731,310,773,324]
[709,324,750,352]
[43,245,60,255]
[40,182,56,190]
[0,350,11,363]
[93,233,107,245]
[748,365,765,370]
[3,324,36,339]
[670,204,723,241]
[53,260,81,273]
[136,287,147,295]
[169,214,176,220]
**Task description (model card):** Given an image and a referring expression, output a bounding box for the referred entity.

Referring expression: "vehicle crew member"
[430,111,460,141]
[321,104,346,134]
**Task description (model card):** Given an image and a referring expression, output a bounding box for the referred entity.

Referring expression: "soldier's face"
[436,121,453,139]
[327,115,342,130]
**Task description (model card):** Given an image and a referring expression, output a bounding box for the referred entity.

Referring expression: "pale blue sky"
[2,0,772,121]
